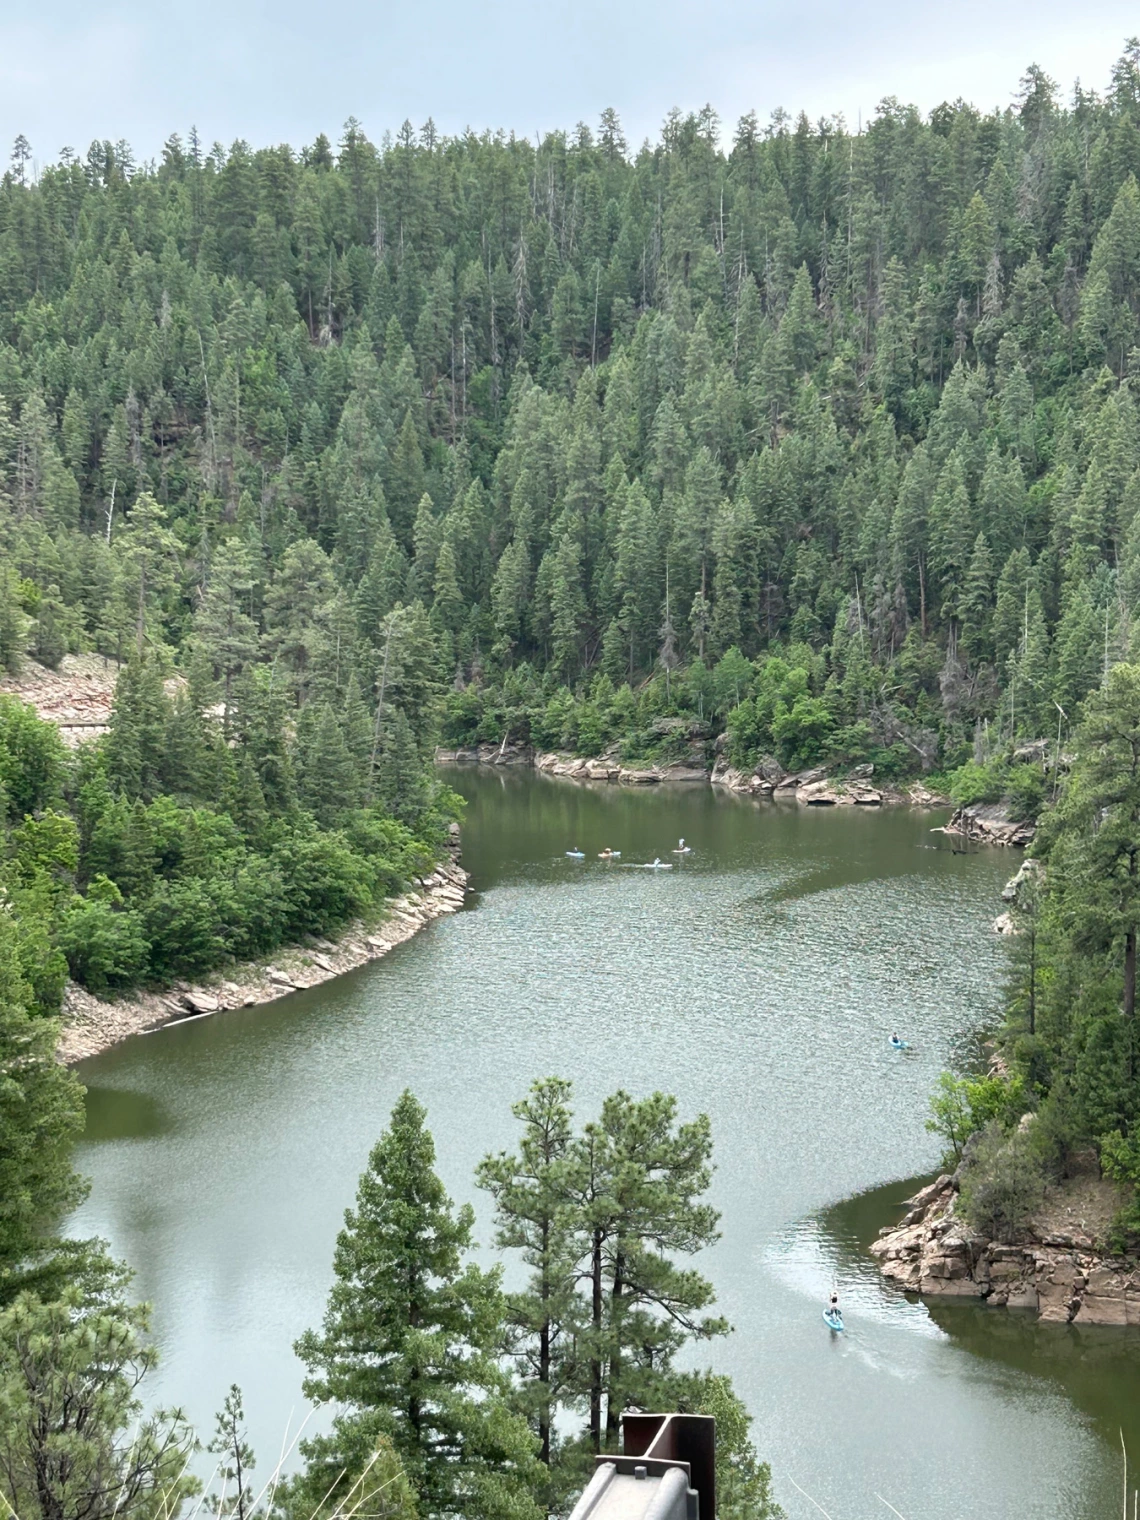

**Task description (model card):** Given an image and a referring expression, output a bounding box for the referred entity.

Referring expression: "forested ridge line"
[4,47,1140,988]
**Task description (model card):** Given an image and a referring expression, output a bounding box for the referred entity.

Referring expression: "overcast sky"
[2,0,1138,168]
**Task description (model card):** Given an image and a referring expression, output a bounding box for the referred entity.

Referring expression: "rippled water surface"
[71,771,1140,1519]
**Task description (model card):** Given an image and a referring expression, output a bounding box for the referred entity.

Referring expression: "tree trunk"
[605,1248,625,1444]
[538,1219,551,1466]
[136,559,148,656]
[1125,926,1136,1079]
[918,554,926,640]
[589,1227,603,1452]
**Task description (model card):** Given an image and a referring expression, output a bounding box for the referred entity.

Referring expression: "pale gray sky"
[2,0,1138,167]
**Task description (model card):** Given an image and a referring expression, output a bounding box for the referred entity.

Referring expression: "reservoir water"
[71,770,1140,1519]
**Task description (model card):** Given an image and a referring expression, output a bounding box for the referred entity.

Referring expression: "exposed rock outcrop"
[58,856,470,1064]
[906,782,951,806]
[940,800,1035,847]
[710,754,784,795]
[0,652,119,745]
[533,751,708,784]
[1001,856,1043,901]
[795,776,883,806]
[870,1174,1140,1322]
[993,858,1044,933]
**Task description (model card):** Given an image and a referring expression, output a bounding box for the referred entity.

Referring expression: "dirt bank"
[0,653,120,744]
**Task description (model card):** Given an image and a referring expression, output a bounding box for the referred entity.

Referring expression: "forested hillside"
[4,47,1140,1000]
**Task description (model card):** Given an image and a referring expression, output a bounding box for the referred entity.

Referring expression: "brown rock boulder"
[183,992,219,1015]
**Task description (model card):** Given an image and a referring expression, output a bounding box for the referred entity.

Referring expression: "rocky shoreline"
[870,1172,1139,1324]
[435,742,951,807]
[58,852,469,1064]
[435,740,709,785]
[937,799,1036,847]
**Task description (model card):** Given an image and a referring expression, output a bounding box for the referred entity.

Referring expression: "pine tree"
[117,492,178,656]
[992,546,1031,670]
[890,445,933,633]
[193,538,258,730]
[1042,664,1140,1078]
[1053,581,1101,713]
[549,536,586,684]
[207,1386,255,1520]
[612,481,657,676]
[1009,587,1052,737]
[959,533,995,663]
[375,708,427,825]
[295,1091,542,1520]
[0,1284,197,1520]
[566,1091,726,1452]
[431,541,465,634]
[476,1079,581,1473]
[386,411,426,545]
[296,703,360,826]
[929,452,974,629]
[0,912,87,1302]
[104,657,172,801]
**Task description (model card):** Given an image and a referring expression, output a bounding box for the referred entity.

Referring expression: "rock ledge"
[870,1174,1139,1323]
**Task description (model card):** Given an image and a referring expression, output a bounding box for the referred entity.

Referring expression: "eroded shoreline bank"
[59,855,469,1064]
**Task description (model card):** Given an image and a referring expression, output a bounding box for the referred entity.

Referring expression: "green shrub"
[271,830,373,937]
[220,861,290,960]
[926,1071,1026,1164]
[1098,1131,1140,1252]
[141,877,225,980]
[1005,762,1047,822]
[0,697,66,822]
[958,1119,1048,1242]
[58,897,150,993]
[947,759,1008,807]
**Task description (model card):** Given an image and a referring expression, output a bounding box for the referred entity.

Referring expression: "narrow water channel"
[71,771,1140,1519]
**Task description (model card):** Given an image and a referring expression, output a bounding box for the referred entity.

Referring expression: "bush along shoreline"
[873,664,1140,1320]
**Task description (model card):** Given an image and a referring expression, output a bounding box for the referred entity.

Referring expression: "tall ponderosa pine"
[477,1079,580,1471]
[0,1284,197,1520]
[565,1090,726,1450]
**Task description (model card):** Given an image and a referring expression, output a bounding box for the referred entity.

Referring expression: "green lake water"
[71,769,1140,1519]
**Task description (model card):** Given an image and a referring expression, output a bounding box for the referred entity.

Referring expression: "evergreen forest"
[5,48,1140,1004]
[5,46,1140,803]
[8,39,1140,1520]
